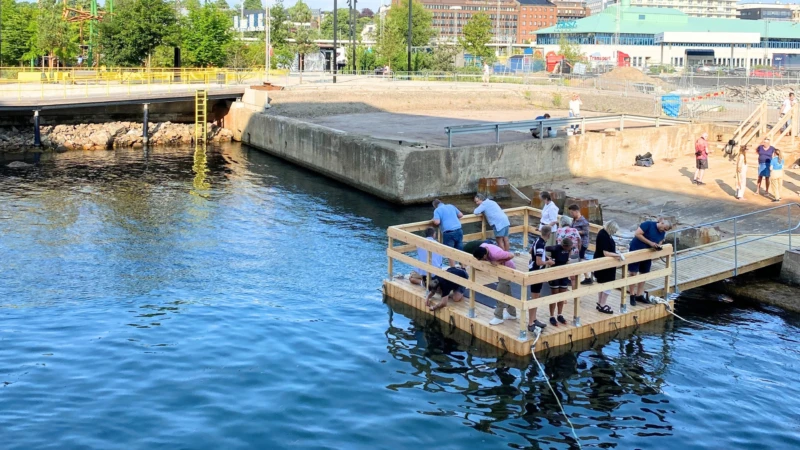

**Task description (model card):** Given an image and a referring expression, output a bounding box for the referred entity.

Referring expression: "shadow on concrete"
[678,166,696,182]
[715,178,737,198]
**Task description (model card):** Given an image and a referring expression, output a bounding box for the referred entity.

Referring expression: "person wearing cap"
[473,193,511,251]
[628,219,672,306]
[693,132,709,186]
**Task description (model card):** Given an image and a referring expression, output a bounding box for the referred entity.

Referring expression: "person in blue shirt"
[628,219,672,306]
[432,198,464,267]
[756,138,775,196]
[531,113,552,138]
[770,148,785,202]
[410,227,444,287]
[473,194,511,251]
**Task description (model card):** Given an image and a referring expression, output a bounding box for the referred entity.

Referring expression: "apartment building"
[552,0,591,19]
[628,0,737,18]
[518,0,558,43]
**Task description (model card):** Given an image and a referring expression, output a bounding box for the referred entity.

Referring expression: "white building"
[586,0,617,14]
[629,0,737,18]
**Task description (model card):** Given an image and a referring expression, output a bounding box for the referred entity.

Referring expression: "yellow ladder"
[194,89,208,145]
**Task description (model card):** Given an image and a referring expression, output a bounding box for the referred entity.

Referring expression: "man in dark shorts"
[545,237,573,326]
[628,219,672,305]
[528,226,554,331]
[425,267,469,311]
[693,132,709,185]
[432,198,464,267]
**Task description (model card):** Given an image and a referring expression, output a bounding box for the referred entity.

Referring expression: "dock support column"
[468,266,476,318]
[572,277,581,326]
[620,265,629,314]
[142,103,150,146]
[664,254,672,298]
[519,284,527,340]
[387,236,394,281]
[33,110,41,147]
[523,212,529,250]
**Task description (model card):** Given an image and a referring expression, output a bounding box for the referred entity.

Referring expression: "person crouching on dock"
[425,267,469,311]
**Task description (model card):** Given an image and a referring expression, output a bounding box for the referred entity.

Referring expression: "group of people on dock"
[409,192,672,334]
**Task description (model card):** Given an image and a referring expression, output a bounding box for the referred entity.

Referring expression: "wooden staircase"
[730,101,799,152]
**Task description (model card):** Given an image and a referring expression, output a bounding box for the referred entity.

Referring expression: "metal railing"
[668,203,800,294]
[444,114,691,148]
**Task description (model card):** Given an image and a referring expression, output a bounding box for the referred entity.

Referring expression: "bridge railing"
[668,202,800,293]
[443,114,691,148]
[387,206,673,341]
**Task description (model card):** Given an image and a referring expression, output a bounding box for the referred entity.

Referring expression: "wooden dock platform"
[384,206,793,356]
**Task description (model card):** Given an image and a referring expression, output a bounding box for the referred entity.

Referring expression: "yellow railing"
[387,206,673,340]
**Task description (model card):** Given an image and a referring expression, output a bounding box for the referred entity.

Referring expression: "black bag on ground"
[635,152,654,167]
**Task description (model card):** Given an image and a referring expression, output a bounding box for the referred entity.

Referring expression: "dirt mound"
[600,67,654,82]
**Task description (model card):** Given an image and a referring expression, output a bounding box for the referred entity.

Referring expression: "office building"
[628,0,737,18]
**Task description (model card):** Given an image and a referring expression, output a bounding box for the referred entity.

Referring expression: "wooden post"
[523,212,530,250]
[481,217,487,240]
[468,266,477,318]
[519,281,528,340]
[621,265,629,313]
[663,254,671,297]
[387,236,394,280]
[572,276,580,326]
[426,249,432,290]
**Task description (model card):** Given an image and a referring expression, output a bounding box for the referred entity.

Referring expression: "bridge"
[384,204,798,356]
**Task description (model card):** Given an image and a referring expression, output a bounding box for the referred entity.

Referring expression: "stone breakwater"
[0,122,233,152]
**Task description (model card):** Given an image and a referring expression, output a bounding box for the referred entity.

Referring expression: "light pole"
[265,0,271,81]
[407,0,412,71]
[333,0,338,83]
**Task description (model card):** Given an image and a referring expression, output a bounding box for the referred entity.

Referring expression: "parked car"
[695,65,719,74]
[751,69,783,78]
[724,67,747,76]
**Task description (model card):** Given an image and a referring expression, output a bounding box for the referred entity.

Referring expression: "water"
[2,145,800,449]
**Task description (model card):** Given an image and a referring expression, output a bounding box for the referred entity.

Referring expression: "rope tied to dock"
[530,328,583,449]
[655,297,735,337]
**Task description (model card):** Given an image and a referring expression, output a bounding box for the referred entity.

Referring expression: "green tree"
[0,0,37,65]
[182,3,233,66]
[287,0,311,23]
[270,0,290,46]
[292,26,318,84]
[558,34,583,64]
[319,8,352,40]
[98,0,177,67]
[243,0,262,9]
[460,13,492,64]
[374,0,433,71]
[36,0,79,68]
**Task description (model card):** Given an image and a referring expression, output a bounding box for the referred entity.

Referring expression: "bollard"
[33,110,42,147]
[142,103,149,146]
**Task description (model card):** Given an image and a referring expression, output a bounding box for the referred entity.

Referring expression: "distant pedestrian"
[482,62,491,84]
[568,93,582,133]
[756,138,775,196]
[735,145,749,200]
[532,113,552,138]
[527,225,554,331]
[593,221,624,314]
[472,243,517,326]
[473,194,511,251]
[539,191,560,245]
[780,92,795,133]
[628,219,672,306]
[693,132,709,185]
[545,237,574,326]
[770,148,785,202]
[425,267,469,311]
[568,204,593,285]
[409,227,443,287]
[432,199,464,266]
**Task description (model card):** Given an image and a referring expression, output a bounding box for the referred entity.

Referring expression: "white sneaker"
[503,310,517,321]
[489,317,504,325]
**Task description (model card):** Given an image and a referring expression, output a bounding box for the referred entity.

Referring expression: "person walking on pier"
[473,194,511,251]
[425,267,469,311]
[432,199,464,266]
[735,145,749,200]
[779,92,795,134]
[472,243,518,326]
[756,138,775,196]
[410,227,443,287]
[628,219,672,305]
[545,237,574,326]
[528,226,554,331]
[539,191,559,245]
[594,221,624,314]
[482,62,491,85]
[770,148,785,202]
[693,132,709,185]
[569,204,593,285]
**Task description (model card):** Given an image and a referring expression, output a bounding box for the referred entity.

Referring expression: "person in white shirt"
[482,63,491,85]
[409,227,443,287]
[780,92,795,133]
[539,191,560,245]
[568,93,583,134]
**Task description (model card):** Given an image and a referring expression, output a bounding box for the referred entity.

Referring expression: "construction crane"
[62,0,113,67]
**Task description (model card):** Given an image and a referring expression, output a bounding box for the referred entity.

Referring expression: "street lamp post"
[333,0,338,83]
[265,0,271,81]
[407,0,412,72]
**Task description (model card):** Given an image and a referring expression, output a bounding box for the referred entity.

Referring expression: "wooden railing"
[765,103,798,149]
[387,206,673,341]
[731,100,766,150]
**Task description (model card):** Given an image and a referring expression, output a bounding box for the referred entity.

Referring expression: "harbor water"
[2,144,799,449]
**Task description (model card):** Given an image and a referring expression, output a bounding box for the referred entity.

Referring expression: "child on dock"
[545,237,574,327]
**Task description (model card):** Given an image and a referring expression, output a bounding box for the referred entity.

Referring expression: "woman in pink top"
[556,215,581,257]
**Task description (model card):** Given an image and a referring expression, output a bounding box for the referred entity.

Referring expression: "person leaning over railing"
[627,219,672,306]
[593,221,625,315]
[432,198,464,266]
[473,193,511,251]
[472,243,518,326]
[409,227,443,287]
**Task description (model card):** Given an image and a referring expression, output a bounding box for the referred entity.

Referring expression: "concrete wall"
[229,105,711,204]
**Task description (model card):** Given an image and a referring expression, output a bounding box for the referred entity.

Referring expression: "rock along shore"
[0,122,233,153]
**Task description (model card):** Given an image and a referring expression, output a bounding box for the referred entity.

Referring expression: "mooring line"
[531,329,582,449]
[656,297,735,337]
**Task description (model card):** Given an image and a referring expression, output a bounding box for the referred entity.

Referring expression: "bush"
[552,92,563,108]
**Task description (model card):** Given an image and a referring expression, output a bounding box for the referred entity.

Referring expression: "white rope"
[655,297,735,337]
[530,328,583,449]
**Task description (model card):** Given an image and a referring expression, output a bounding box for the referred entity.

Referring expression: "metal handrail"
[669,203,800,293]
[443,114,691,148]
